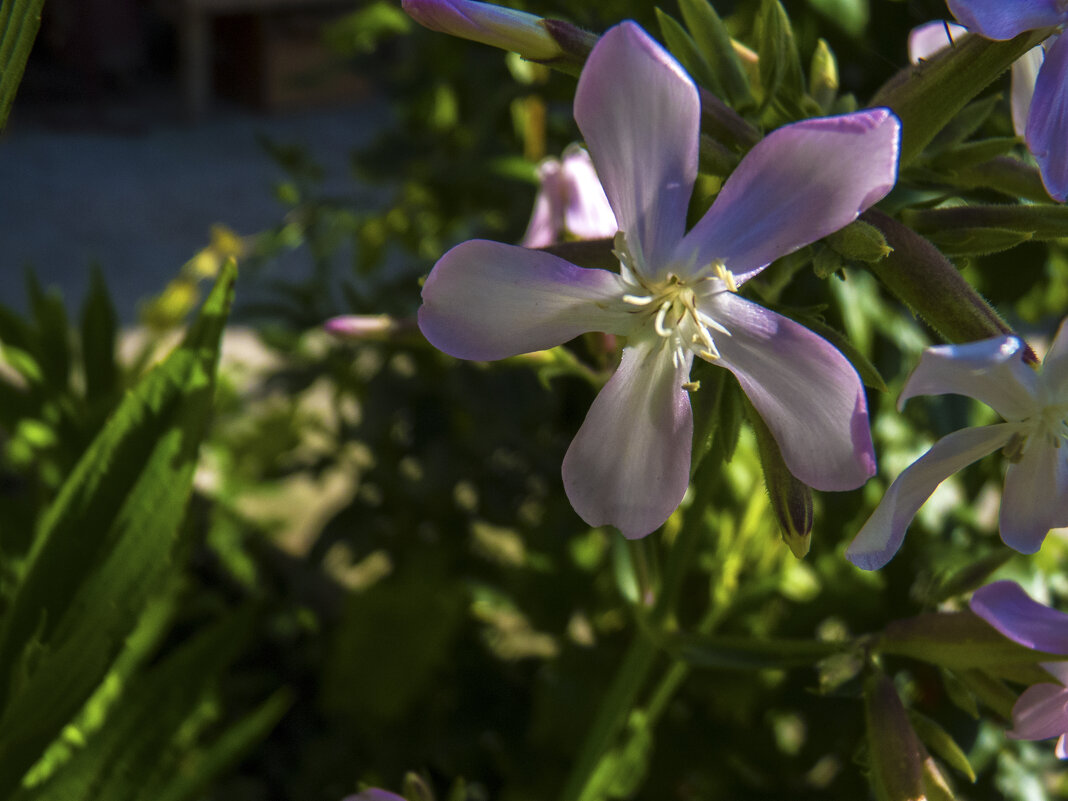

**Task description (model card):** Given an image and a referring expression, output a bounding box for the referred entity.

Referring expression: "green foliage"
[0,264,235,797]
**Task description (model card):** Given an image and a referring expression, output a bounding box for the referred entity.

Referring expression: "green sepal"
[908,710,976,783]
[871,27,1052,167]
[812,244,845,279]
[925,227,1033,257]
[677,0,754,108]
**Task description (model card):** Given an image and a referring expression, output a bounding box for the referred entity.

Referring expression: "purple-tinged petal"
[520,159,564,248]
[560,146,618,241]
[1008,682,1068,741]
[562,337,693,538]
[846,424,1016,570]
[1000,438,1068,552]
[908,21,968,64]
[947,0,1068,39]
[1013,45,1045,137]
[1026,34,1068,202]
[342,791,407,801]
[418,239,633,360]
[971,581,1068,653]
[1044,660,1068,685]
[676,109,900,285]
[1040,318,1068,398]
[706,293,875,491]
[898,336,1039,420]
[402,0,563,59]
[1058,733,1068,758]
[574,21,698,278]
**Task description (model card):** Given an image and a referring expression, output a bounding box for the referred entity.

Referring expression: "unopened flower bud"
[324,314,397,339]
[826,219,892,263]
[863,672,926,801]
[808,39,838,111]
[746,398,813,558]
[402,0,563,60]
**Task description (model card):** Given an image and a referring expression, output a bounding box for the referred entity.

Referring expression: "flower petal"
[908,21,968,64]
[1008,682,1068,741]
[1013,45,1045,137]
[560,145,618,241]
[899,336,1039,420]
[676,109,900,284]
[1000,438,1068,552]
[970,580,1068,653]
[1041,318,1068,398]
[418,239,633,360]
[1027,34,1068,202]
[520,158,564,248]
[574,21,698,278]
[706,293,875,491]
[562,337,693,538]
[948,0,1067,39]
[846,424,1015,570]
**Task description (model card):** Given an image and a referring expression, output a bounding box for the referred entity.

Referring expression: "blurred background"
[7,1,1067,799]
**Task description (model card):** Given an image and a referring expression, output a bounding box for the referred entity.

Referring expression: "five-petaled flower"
[418,21,898,538]
[971,580,1068,757]
[847,321,1068,569]
[521,145,617,248]
[945,0,1068,201]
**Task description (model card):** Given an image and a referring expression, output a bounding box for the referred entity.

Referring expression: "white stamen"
[622,293,654,306]
[695,309,732,338]
[654,301,673,337]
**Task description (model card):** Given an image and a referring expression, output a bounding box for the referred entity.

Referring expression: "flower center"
[613,233,736,371]
[1004,403,1068,462]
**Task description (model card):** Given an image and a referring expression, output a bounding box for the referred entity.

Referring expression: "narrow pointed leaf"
[908,710,977,782]
[872,27,1051,166]
[904,203,1068,241]
[678,0,753,106]
[655,9,721,95]
[926,227,1033,257]
[0,262,237,796]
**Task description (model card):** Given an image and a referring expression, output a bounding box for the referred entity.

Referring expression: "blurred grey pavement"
[0,81,389,320]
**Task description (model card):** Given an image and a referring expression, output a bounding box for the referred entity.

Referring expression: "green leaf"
[806,0,868,37]
[927,94,1002,153]
[909,156,1054,203]
[908,710,976,783]
[26,271,71,394]
[926,226,1033,257]
[863,672,925,801]
[79,266,120,409]
[904,203,1068,241]
[0,0,46,131]
[670,632,846,669]
[878,611,1068,674]
[941,669,979,719]
[577,711,652,801]
[871,27,1050,166]
[929,137,1020,170]
[755,0,805,114]
[0,262,237,796]
[677,0,753,107]
[18,607,263,801]
[655,9,720,95]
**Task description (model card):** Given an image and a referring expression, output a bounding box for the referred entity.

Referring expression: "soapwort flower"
[521,145,617,248]
[847,321,1068,569]
[971,581,1068,757]
[419,21,899,537]
[945,0,1068,201]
